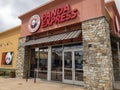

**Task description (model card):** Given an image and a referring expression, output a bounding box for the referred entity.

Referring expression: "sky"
[115,0,120,14]
[0,0,48,32]
[0,0,120,32]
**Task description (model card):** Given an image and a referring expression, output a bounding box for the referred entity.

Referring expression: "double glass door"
[63,49,83,85]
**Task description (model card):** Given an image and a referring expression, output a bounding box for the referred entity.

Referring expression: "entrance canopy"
[23,30,82,46]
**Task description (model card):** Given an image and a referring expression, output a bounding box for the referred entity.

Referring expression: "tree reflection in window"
[51,46,62,81]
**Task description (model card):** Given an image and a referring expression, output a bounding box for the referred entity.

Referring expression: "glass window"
[75,51,83,81]
[64,52,72,80]
[75,51,83,69]
[64,43,82,50]
[111,42,120,81]
[30,47,48,79]
[38,48,48,79]
[30,49,37,77]
[51,46,62,81]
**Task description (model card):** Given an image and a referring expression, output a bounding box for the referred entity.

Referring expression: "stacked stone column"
[82,16,114,90]
[16,37,29,78]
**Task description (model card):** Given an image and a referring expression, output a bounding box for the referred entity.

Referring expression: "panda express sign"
[28,4,78,32]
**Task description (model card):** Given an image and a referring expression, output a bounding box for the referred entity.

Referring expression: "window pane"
[64,43,82,50]
[30,49,37,77]
[51,46,62,81]
[75,51,83,81]
[38,48,48,80]
[64,52,72,80]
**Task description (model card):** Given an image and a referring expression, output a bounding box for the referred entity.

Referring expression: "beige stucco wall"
[0,26,20,69]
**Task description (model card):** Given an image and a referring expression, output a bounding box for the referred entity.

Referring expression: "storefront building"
[16,0,120,90]
[0,26,20,72]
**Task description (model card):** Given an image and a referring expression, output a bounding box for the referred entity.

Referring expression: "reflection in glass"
[38,48,48,79]
[64,52,72,80]
[64,70,72,80]
[64,43,82,50]
[51,46,62,81]
[64,52,72,68]
[30,49,37,77]
[75,51,83,81]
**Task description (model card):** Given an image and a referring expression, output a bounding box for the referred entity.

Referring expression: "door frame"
[62,48,84,85]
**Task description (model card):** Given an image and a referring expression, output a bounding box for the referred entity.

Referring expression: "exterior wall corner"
[16,37,27,78]
[82,16,114,90]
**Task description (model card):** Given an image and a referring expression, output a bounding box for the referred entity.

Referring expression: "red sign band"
[28,4,78,32]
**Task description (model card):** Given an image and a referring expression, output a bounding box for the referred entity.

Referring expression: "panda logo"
[28,15,41,33]
[5,52,13,65]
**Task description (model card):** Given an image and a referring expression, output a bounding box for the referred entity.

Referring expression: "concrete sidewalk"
[0,77,84,90]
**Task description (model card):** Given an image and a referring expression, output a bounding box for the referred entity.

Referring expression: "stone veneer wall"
[82,16,114,90]
[16,37,30,78]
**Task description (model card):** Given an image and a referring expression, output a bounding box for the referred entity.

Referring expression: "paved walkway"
[0,77,84,90]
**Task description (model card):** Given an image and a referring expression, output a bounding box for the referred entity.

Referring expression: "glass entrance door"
[63,51,72,82]
[63,50,83,85]
[74,50,83,85]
